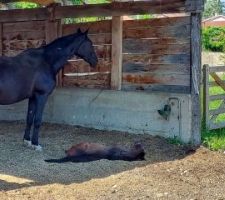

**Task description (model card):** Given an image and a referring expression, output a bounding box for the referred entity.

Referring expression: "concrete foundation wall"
[0,88,193,143]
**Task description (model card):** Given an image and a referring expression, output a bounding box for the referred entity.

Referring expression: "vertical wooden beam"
[0,23,3,56]
[191,13,202,145]
[45,3,63,86]
[203,64,209,130]
[111,16,123,90]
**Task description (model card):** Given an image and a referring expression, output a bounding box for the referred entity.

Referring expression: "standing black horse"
[0,29,98,150]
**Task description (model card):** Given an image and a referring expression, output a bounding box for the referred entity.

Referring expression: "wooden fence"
[203,64,225,130]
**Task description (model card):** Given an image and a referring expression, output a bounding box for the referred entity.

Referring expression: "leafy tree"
[202,27,225,51]
[203,0,223,18]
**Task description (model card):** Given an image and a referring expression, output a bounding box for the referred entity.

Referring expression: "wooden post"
[0,23,3,56]
[111,16,123,90]
[203,64,209,130]
[191,13,202,145]
[45,3,63,86]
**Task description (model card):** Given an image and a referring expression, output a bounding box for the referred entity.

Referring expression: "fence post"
[190,13,201,145]
[111,16,123,90]
[45,3,63,87]
[203,64,209,130]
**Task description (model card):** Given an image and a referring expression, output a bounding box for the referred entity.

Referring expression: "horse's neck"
[44,35,81,75]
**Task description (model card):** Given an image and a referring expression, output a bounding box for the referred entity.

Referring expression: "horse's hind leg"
[31,94,48,151]
[23,97,36,147]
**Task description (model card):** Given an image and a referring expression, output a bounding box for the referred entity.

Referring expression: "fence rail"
[203,64,225,130]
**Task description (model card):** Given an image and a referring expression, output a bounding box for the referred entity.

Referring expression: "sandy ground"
[0,121,225,200]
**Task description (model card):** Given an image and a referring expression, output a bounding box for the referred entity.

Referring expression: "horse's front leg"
[23,96,36,147]
[31,94,48,151]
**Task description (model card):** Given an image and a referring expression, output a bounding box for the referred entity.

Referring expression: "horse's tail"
[45,157,71,163]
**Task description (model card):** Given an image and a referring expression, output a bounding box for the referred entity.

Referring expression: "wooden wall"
[61,16,191,92]
[1,21,46,56]
[0,10,191,93]
[122,17,191,93]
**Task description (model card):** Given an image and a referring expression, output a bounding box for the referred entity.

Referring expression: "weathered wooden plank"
[63,59,111,74]
[122,83,190,94]
[123,16,191,29]
[191,13,201,145]
[0,8,48,22]
[122,72,190,86]
[3,21,45,33]
[209,107,225,116]
[210,72,225,91]
[62,20,111,35]
[123,54,190,65]
[185,0,204,12]
[209,121,225,130]
[123,40,190,54]
[210,100,225,123]
[111,16,123,90]
[123,63,190,74]
[209,66,225,73]
[45,20,59,43]
[124,38,189,46]
[3,39,45,52]
[55,1,187,19]
[124,24,190,39]
[203,64,210,130]
[0,1,203,23]
[2,31,45,40]
[209,94,225,101]
[0,23,3,56]
[63,73,110,89]
[208,81,225,87]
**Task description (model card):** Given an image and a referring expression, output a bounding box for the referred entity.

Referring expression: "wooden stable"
[0,0,204,145]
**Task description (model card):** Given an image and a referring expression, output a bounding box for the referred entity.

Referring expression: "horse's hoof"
[31,144,43,151]
[23,139,32,147]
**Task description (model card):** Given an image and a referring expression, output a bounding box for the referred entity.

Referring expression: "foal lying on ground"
[45,142,145,163]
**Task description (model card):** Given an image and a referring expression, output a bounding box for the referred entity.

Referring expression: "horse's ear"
[77,28,82,34]
[84,29,89,35]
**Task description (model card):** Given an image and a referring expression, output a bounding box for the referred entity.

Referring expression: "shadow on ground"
[0,121,193,191]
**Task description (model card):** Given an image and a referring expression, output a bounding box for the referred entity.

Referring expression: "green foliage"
[203,0,223,18]
[201,80,225,151]
[202,27,225,52]
[13,2,38,9]
[202,128,225,151]
[167,136,183,146]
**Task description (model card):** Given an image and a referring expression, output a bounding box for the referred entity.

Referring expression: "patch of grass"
[202,128,225,151]
[201,77,225,151]
[167,136,183,146]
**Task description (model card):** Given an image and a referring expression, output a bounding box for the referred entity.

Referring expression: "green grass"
[202,128,225,151]
[201,74,225,151]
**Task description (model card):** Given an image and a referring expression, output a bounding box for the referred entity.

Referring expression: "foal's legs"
[23,97,36,145]
[31,94,48,150]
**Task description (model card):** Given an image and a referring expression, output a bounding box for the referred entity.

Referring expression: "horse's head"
[74,29,98,68]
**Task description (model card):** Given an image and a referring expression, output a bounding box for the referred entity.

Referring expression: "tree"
[203,0,223,18]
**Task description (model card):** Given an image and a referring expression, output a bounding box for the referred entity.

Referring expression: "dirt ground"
[0,121,225,200]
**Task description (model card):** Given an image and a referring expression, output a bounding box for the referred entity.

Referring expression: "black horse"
[0,29,98,150]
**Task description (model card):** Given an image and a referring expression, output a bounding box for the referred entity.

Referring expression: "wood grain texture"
[111,16,123,90]
[123,72,190,86]
[122,83,190,93]
[0,1,203,23]
[63,59,111,74]
[191,13,201,145]
[63,73,110,89]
